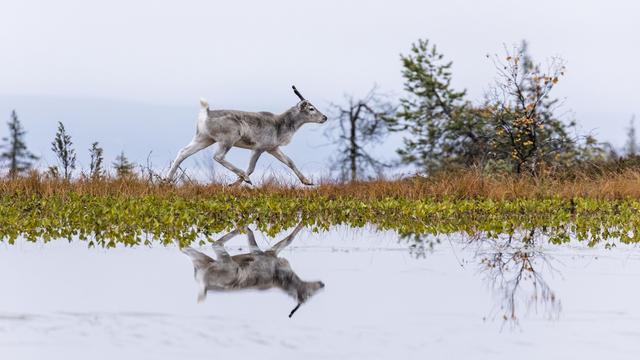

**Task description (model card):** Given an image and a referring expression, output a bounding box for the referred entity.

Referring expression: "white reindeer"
[167,86,327,185]
[178,222,324,318]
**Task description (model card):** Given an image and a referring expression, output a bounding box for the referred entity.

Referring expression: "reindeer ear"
[296,100,307,110]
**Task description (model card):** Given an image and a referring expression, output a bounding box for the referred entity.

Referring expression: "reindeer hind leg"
[167,135,214,180]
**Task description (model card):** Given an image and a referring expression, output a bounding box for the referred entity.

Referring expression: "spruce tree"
[0,110,38,177]
[113,151,135,178]
[387,39,481,173]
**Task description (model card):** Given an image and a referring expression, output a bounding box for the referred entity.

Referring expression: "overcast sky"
[0,0,638,179]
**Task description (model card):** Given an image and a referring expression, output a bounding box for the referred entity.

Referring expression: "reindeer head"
[292,85,327,124]
[298,280,325,302]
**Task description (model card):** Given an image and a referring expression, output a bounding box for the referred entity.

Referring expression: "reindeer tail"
[199,98,209,109]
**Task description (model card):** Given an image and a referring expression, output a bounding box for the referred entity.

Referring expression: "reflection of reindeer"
[179,223,324,317]
[474,228,561,324]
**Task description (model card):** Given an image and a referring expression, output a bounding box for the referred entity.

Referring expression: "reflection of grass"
[2,170,640,246]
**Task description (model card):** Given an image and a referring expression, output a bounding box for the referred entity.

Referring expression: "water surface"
[1,225,639,359]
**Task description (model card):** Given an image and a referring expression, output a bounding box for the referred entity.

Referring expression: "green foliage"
[0,110,38,176]
[51,121,77,180]
[390,39,600,175]
[0,191,637,248]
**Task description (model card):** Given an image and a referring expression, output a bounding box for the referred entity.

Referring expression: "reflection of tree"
[401,228,562,325]
[399,232,441,259]
[472,228,561,324]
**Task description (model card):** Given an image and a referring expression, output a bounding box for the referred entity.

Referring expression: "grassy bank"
[4,169,640,200]
[2,171,640,246]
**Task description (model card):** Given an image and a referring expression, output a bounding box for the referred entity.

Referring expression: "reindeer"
[178,222,324,318]
[166,86,327,185]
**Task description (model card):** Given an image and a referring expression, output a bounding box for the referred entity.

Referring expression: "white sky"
[0,0,638,177]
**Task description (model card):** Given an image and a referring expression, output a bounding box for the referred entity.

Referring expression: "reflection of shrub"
[475,230,561,325]
[401,233,441,259]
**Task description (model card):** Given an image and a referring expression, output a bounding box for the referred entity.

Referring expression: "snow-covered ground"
[1,227,639,359]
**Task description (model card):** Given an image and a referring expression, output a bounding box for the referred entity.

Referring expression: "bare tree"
[485,42,573,175]
[326,86,395,181]
[51,121,76,180]
[89,142,105,179]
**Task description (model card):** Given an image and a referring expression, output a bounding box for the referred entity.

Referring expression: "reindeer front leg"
[268,148,313,185]
[214,143,252,185]
[211,229,240,261]
[269,221,305,255]
[231,150,263,186]
[242,226,263,254]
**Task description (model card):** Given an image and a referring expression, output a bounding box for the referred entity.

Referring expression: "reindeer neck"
[274,266,305,297]
[276,108,305,134]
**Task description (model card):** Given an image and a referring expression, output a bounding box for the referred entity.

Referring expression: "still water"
[1,224,639,359]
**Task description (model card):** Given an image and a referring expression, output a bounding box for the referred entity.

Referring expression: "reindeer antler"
[292,85,305,101]
[288,303,301,318]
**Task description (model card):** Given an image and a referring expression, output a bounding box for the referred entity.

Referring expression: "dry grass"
[3,169,640,200]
